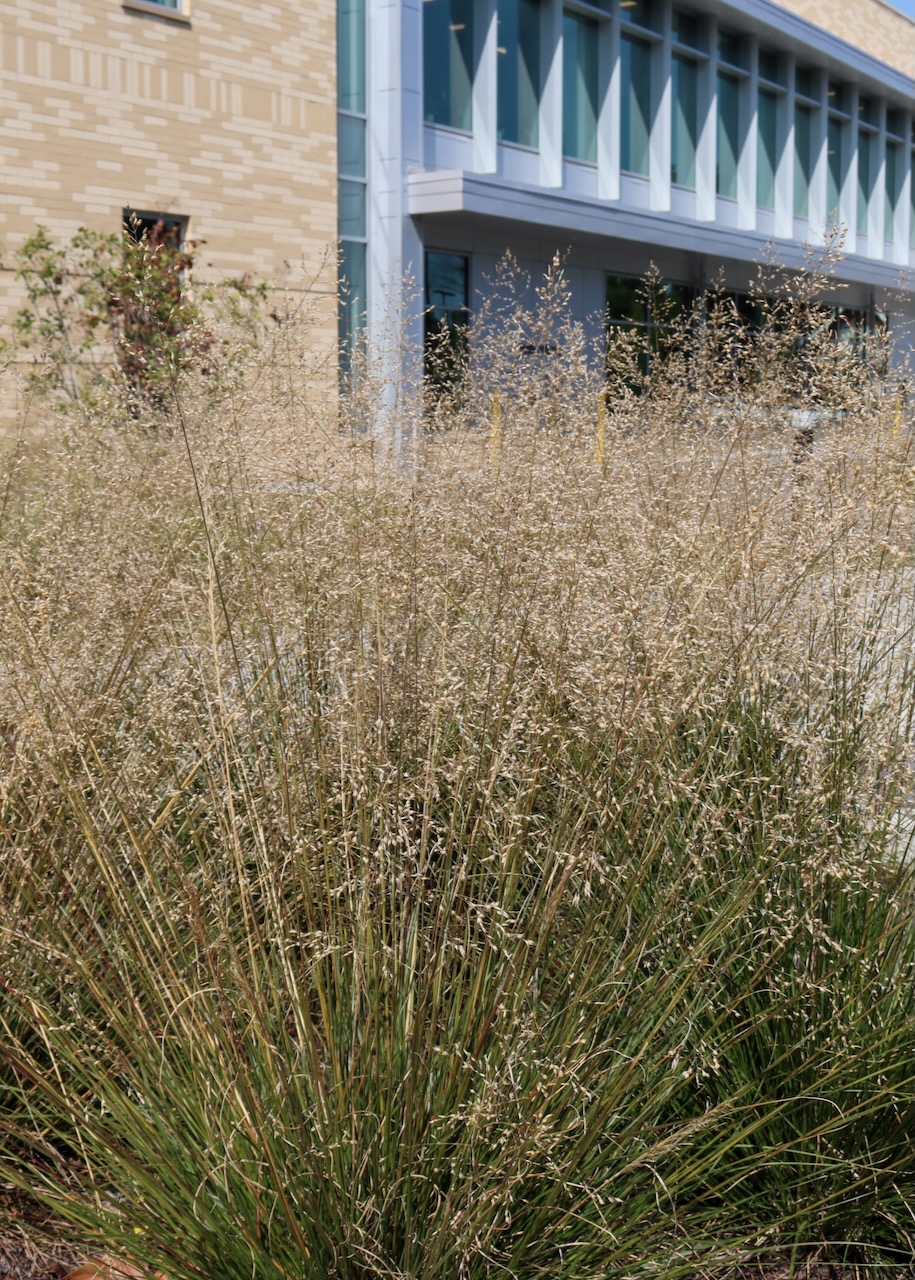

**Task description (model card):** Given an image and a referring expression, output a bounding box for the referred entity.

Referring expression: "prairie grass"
[0,257,914,1279]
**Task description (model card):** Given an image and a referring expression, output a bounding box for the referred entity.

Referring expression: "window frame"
[122,0,191,23]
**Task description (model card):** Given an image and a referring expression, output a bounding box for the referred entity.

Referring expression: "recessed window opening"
[563,9,598,163]
[757,87,778,209]
[794,65,819,103]
[671,9,700,51]
[425,251,470,384]
[886,108,904,141]
[621,32,651,175]
[672,51,698,188]
[717,29,747,71]
[123,209,187,249]
[424,0,474,131]
[885,141,901,242]
[794,102,812,219]
[619,0,657,33]
[497,0,541,147]
[758,49,784,88]
[717,70,739,199]
[858,125,875,237]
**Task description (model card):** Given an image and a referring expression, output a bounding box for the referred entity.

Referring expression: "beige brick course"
[777,0,915,79]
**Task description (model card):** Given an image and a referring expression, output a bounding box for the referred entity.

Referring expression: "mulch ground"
[1,1190,911,1280]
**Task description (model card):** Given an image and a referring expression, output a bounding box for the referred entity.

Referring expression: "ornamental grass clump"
[0,254,914,1279]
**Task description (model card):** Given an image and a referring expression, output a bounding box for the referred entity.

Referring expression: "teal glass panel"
[885,142,900,242]
[338,114,365,178]
[671,54,697,188]
[424,0,474,131]
[338,179,366,238]
[827,117,842,222]
[794,103,811,218]
[562,10,598,162]
[621,33,650,175]
[337,0,366,113]
[857,129,872,236]
[716,71,738,198]
[757,87,777,209]
[338,239,367,365]
[497,0,541,147]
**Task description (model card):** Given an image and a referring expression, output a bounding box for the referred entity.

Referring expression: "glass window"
[671,54,697,188]
[887,108,903,139]
[717,71,739,198]
[858,96,876,127]
[827,117,843,222]
[794,65,817,102]
[338,0,366,114]
[621,33,651,176]
[426,251,469,317]
[338,115,366,178]
[885,142,900,242]
[911,148,915,247]
[758,49,782,86]
[857,128,872,237]
[606,274,645,329]
[606,275,694,377]
[717,29,745,69]
[563,10,598,162]
[619,0,656,30]
[425,252,470,380]
[671,9,699,49]
[339,239,367,367]
[757,88,777,209]
[794,103,812,219]
[338,180,367,238]
[424,0,475,131]
[497,0,541,147]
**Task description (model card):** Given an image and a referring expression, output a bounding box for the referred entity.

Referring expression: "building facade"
[346,0,915,376]
[0,0,337,423]
[2,0,915,418]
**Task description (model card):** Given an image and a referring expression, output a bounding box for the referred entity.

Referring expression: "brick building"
[2,0,915,415]
[0,0,337,421]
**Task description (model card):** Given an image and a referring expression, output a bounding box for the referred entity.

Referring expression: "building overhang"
[714,0,915,99]
[408,169,915,297]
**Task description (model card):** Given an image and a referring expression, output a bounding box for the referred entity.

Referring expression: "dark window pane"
[621,34,650,175]
[424,0,475,131]
[498,0,541,146]
[563,10,598,162]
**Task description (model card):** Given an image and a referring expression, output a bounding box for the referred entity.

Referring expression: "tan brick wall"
[0,0,337,426]
[777,0,915,79]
